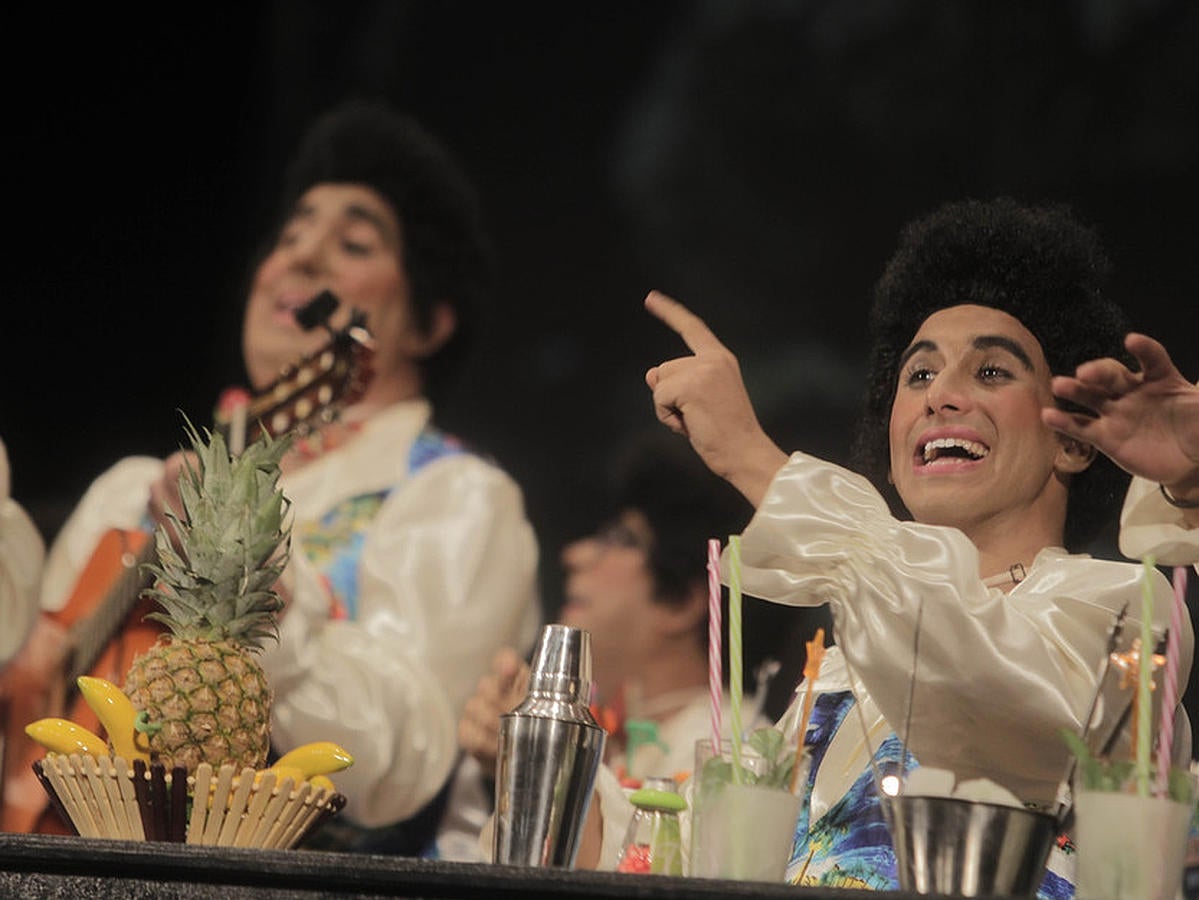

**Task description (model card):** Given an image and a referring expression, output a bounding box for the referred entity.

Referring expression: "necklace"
[981,562,1027,589]
[288,420,365,464]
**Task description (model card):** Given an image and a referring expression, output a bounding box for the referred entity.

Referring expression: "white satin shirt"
[729,451,1192,809]
[1120,475,1199,570]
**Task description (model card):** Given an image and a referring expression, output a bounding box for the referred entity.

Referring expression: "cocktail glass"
[688,737,805,882]
[1073,776,1198,900]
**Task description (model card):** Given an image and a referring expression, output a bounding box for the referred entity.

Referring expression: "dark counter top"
[0,832,929,899]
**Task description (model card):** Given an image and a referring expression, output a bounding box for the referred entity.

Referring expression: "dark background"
[4,1,1198,720]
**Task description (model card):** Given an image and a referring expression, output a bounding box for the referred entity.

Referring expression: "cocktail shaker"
[492,624,607,867]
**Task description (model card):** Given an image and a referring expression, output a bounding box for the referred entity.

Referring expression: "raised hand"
[457,646,530,779]
[643,291,787,506]
[1042,332,1199,500]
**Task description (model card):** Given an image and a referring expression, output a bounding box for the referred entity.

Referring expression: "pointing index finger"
[645,290,727,355]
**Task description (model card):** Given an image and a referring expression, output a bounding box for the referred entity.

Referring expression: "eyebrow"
[898,335,1036,372]
[342,202,396,240]
[286,201,398,242]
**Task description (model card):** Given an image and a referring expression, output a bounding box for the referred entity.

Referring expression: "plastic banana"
[76,675,151,762]
[308,774,336,792]
[270,741,354,778]
[254,765,306,789]
[25,718,108,757]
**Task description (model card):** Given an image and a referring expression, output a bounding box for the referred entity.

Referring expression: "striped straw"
[728,535,744,783]
[1136,556,1155,797]
[707,539,723,753]
[1155,566,1187,797]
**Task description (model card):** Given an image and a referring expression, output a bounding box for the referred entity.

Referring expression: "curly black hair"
[274,99,494,398]
[609,430,800,693]
[850,197,1131,551]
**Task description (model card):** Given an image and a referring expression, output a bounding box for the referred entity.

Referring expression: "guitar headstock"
[214,300,376,446]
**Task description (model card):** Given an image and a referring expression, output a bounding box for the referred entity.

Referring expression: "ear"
[1054,433,1097,475]
[401,302,457,359]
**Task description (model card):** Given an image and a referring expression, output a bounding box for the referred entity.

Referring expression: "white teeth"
[922,437,989,463]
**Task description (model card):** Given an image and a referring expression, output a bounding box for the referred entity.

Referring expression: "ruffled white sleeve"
[0,439,45,664]
[1119,475,1199,569]
[263,454,541,828]
[731,452,1192,806]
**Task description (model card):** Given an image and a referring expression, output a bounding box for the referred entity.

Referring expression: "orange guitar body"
[0,529,162,833]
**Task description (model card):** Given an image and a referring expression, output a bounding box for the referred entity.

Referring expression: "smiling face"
[243,183,447,408]
[887,304,1081,544]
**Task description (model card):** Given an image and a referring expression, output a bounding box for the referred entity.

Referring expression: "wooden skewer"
[202,765,236,845]
[216,767,256,846]
[59,755,102,838]
[131,760,154,840]
[276,782,316,849]
[232,771,279,848]
[187,764,214,844]
[32,759,77,835]
[791,628,826,793]
[278,786,321,853]
[113,757,145,840]
[248,774,295,848]
[88,755,127,840]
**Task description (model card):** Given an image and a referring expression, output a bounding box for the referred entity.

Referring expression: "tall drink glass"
[688,737,805,882]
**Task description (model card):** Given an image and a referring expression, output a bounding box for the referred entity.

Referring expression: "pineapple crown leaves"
[141,416,293,650]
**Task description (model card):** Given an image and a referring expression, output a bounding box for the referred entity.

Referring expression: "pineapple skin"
[123,420,290,775]
[124,636,273,774]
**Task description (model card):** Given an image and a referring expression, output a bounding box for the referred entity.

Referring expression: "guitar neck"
[67,537,158,685]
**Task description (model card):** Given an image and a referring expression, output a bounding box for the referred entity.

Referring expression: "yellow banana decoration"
[308,774,336,792]
[76,675,151,762]
[254,765,306,789]
[270,741,354,779]
[25,718,108,757]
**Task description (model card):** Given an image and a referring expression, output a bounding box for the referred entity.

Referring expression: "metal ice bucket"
[887,796,1057,897]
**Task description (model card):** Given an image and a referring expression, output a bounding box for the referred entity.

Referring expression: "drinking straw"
[707,539,723,755]
[791,627,826,793]
[727,535,744,784]
[1136,555,1156,798]
[1155,566,1187,797]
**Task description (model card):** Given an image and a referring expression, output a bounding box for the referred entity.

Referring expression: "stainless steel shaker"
[492,624,607,867]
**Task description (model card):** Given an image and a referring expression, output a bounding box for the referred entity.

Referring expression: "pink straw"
[1155,566,1187,797]
[707,539,723,752]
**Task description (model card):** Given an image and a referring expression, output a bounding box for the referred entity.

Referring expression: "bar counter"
[1,833,930,899]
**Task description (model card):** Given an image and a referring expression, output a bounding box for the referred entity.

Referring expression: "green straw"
[1136,555,1155,797]
[728,535,744,784]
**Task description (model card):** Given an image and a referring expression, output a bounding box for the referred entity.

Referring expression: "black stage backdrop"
[5,0,1198,726]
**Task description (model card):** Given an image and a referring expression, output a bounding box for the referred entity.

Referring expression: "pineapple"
[123,418,292,774]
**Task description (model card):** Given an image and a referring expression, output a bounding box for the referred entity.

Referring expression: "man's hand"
[1043,332,1199,503]
[644,291,787,507]
[457,647,530,779]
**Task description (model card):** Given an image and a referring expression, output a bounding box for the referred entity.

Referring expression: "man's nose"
[285,230,330,274]
[924,368,971,415]
[561,536,600,571]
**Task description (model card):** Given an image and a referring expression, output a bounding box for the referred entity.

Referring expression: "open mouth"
[919,437,989,465]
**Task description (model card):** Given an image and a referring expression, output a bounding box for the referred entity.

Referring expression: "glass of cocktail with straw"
[1070,559,1197,900]
[688,536,807,881]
